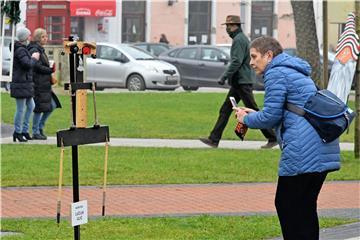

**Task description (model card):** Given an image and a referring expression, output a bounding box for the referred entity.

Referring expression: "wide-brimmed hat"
[221,15,242,25]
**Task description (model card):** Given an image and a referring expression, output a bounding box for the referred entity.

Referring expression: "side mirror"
[219,57,228,65]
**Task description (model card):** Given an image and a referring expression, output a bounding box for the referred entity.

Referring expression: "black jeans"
[209,84,276,143]
[275,172,328,240]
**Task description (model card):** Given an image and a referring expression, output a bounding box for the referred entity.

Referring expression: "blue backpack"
[286,89,356,143]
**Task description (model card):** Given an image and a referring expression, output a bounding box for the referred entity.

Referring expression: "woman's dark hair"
[250,36,283,57]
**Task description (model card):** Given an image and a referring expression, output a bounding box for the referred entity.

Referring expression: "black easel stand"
[56,36,109,240]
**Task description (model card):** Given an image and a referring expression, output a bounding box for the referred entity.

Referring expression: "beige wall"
[150,0,185,46]
[277,0,296,48]
[328,0,355,51]
[215,1,242,44]
[149,0,241,46]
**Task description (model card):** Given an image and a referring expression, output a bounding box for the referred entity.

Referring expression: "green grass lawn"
[1,92,355,142]
[2,145,359,187]
[1,216,354,240]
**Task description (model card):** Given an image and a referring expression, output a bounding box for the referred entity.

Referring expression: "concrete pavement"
[0,136,356,151]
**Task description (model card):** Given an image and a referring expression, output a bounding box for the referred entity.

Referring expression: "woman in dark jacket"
[28,28,61,140]
[10,27,40,142]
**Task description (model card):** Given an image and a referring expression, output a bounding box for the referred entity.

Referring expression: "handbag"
[286,89,356,143]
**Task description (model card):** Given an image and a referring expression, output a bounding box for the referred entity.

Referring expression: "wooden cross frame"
[56,36,109,240]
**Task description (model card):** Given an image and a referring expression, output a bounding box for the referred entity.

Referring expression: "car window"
[2,48,10,60]
[201,48,225,62]
[1,38,11,61]
[0,37,11,47]
[122,45,155,60]
[135,45,147,51]
[98,46,125,61]
[177,48,197,60]
[150,45,169,56]
[168,49,179,57]
[218,46,230,56]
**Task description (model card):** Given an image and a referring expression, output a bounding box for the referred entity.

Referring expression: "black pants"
[209,84,276,143]
[275,172,328,240]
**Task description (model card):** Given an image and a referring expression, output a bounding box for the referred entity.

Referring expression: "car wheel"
[182,86,199,91]
[127,74,145,91]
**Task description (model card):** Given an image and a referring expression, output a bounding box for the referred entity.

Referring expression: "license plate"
[165,76,179,85]
[166,76,179,81]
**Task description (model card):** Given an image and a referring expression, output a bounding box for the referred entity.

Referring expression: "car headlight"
[144,65,159,73]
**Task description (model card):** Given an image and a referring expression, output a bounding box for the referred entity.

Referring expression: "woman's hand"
[239,107,256,113]
[233,107,248,124]
[31,52,40,60]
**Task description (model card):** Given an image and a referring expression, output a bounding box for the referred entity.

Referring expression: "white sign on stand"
[71,200,88,227]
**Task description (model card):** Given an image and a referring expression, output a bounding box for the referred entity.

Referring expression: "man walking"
[200,15,277,148]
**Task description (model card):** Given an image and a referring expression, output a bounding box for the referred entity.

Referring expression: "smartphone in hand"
[229,97,248,140]
[229,97,237,108]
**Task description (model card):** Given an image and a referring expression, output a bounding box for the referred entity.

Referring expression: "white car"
[86,43,180,91]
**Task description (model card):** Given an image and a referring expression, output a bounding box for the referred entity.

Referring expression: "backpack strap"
[286,103,306,116]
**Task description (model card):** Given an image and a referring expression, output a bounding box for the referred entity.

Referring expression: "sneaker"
[199,137,219,148]
[261,141,278,149]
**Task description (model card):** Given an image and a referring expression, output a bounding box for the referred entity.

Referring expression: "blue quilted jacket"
[244,53,340,176]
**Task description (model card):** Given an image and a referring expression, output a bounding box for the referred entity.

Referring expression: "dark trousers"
[209,84,276,143]
[275,172,328,240]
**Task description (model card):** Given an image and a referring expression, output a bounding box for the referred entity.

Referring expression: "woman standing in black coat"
[10,27,40,142]
[28,28,61,140]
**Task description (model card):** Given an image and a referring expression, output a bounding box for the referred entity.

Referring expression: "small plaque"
[71,200,88,227]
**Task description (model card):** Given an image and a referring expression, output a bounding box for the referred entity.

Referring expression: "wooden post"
[76,90,87,128]
[355,2,360,158]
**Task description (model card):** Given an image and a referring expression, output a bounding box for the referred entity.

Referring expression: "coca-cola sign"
[76,8,91,16]
[70,1,116,17]
[95,9,113,17]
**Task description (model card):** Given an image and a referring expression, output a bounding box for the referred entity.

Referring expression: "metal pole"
[322,0,328,88]
[355,3,360,159]
[72,145,80,240]
[68,36,81,239]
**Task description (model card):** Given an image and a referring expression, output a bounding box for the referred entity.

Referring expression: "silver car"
[1,36,11,90]
[86,43,180,91]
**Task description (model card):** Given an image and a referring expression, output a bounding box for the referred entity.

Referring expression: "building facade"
[20,0,355,50]
[26,0,116,44]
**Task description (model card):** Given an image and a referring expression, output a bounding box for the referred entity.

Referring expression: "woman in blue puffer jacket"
[234,36,340,240]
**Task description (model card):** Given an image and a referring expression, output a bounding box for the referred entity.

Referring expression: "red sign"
[70,0,116,17]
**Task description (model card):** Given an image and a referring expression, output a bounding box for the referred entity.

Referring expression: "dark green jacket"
[223,28,254,86]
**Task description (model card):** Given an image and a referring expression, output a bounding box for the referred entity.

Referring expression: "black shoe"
[22,132,32,140]
[261,140,278,149]
[199,137,219,148]
[39,129,47,139]
[32,133,47,140]
[13,132,27,142]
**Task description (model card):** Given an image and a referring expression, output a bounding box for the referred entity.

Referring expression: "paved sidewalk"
[2,182,359,219]
[0,136,356,151]
[2,181,360,239]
